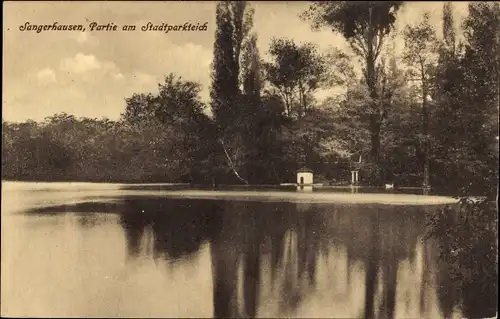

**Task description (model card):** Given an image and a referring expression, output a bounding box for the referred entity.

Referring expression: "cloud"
[165,42,213,79]
[122,71,159,96]
[133,72,156,85]
[65,86,86,99]
[60,53,124,84]
[160,41,213,100]
[61,53,102,74]
[76,32,100,46]
[99,61,122,79]
[36,67,56,84]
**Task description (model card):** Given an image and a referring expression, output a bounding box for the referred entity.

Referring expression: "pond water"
[0,182,492,318]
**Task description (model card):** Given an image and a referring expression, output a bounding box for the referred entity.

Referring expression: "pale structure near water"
[297,167,313,192]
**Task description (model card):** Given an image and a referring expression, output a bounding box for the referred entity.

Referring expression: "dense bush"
[425,198,498,318]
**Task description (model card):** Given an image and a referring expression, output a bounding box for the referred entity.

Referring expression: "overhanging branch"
[219,138,249,184]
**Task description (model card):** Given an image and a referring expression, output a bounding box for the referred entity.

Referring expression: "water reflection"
[119,199,222,261]
[16,197,495,318]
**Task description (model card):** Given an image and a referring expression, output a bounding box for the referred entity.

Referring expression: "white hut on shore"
[296,167,313,192]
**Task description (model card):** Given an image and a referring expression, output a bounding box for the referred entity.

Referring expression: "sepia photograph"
[1,1,498,318]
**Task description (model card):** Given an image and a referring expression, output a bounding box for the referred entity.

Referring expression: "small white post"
[351,171,355,185]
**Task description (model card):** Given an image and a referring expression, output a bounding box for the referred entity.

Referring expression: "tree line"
[2,1,498,198]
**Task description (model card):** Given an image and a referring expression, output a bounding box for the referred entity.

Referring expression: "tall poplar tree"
[210,1,255,184]
[210,2,239,135]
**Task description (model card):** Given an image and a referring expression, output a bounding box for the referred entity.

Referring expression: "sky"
[2,1,470,123]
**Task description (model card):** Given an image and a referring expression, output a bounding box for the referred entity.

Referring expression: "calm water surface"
[0,182,475,318]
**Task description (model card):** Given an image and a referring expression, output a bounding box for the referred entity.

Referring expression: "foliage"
[301,1,403,163]
[263,38,326,118]
[300,1,403,54]
[429,2,499,198]
[228,1,254,82]
[402,12,439,188]
[442,2,456,55]
[402,12,438,70]
[2,74,215,183]
[209,1,265,184]
[424,199,498,318]
[210,1,240,136]
[321,47,357,87]
[422,6,499,318]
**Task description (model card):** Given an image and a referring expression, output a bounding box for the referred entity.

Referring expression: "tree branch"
[351,35,368,57]
[219,138,249,184]
[374,32,385,62]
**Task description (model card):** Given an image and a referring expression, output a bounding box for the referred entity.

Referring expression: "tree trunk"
[370,118,381,162]
[366,5,381,164]
[422,77,431,188]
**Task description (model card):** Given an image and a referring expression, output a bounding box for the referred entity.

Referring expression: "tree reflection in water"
[119,198,222,261]
[32,197,485,318]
